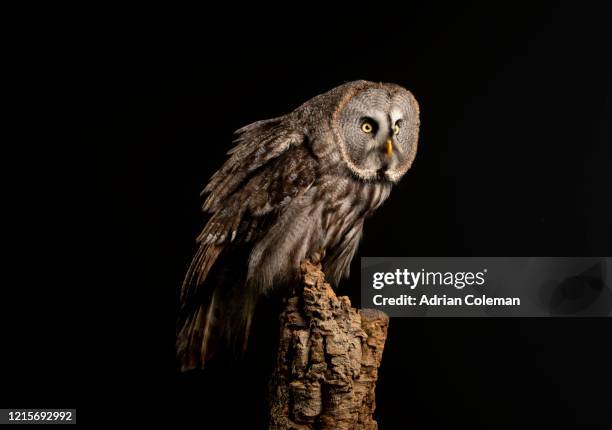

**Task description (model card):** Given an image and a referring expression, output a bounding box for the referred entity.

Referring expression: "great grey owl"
[178,80,420,370]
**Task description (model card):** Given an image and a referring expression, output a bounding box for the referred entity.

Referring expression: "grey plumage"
[177,80,420,370]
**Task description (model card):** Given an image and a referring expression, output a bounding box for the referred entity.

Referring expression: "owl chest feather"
[319,178,391,249]
[246,173,391,291]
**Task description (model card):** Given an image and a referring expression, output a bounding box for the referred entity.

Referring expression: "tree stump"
[269,261,389,430]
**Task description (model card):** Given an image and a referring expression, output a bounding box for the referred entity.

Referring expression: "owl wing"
[181,116,314,302]
[178,117,319,369]
[202,116,305,213]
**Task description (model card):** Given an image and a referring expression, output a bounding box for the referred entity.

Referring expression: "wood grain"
[269,261,389,430]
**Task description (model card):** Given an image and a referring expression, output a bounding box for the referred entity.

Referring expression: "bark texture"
[269,261,389,430]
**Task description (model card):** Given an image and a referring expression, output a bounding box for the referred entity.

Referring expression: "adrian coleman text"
[373,294,521,306]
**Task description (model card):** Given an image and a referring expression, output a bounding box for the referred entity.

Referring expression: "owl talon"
[310,248,326,265]
[310,251,321,264]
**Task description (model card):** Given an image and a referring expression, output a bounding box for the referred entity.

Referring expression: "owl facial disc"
[335,83,419,182]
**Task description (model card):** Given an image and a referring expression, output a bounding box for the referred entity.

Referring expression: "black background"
[3,2,611,428]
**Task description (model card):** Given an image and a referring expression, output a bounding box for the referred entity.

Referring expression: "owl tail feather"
[177,286,257,371]
[177,245,257,371]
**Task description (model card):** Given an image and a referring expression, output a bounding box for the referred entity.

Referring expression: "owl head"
[330,81,420,182]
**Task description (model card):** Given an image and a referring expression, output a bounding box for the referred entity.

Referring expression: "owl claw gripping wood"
[177,80,420,370]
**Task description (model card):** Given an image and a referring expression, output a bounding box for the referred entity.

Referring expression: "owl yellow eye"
[361,122,373,133]
[393,124,400,135]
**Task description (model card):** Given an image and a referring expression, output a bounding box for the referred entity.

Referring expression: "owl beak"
[385,138,393,157]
